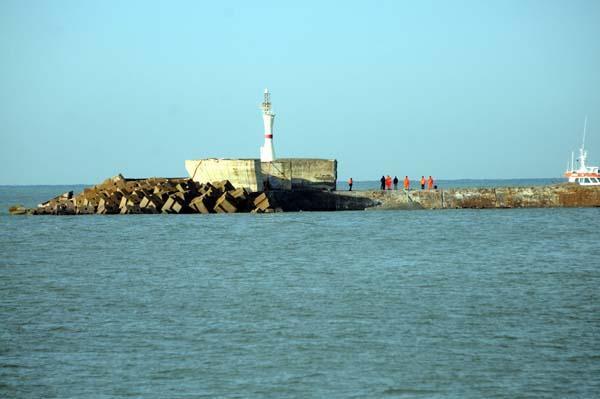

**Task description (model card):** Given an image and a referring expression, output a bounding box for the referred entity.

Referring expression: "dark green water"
[1,186,599,398]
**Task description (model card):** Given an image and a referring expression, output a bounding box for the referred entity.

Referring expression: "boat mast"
[579,117,588,172]
[582,116,587,149]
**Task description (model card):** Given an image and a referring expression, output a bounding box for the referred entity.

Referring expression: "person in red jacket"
[403,176,410,190]
[420,176,426,190]
[385,175,392,190]
[427,176,434,190]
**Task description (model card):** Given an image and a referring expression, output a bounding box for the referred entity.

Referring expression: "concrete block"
[253,193,268,207]
[161,197,176,213]
[175,180,197,194]
[189,196,213,214]
[199,182,216,195]
[34,206,52,215]
[77,204,96,215]
[161,195,188,214]
[83,198,99,208]
[253,193,272,211]
[170,200,185,214]
[98,198,118,209]
[213,180,235,193]
[109,191,123,203]
[214,192,238,213]
[139,196,163,213]
[96,205,108,214]
[120,205,141,214]
[39,191,74,207]
[58,201,76,215]
[230,187,247,201]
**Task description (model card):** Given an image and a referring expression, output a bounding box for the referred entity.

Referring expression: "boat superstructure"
[564,117,600,186]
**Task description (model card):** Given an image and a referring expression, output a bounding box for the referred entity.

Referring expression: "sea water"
[1,184,599,398]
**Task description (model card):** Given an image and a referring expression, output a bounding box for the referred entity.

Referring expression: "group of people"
[346,176,436,191]
[379,175,435,191]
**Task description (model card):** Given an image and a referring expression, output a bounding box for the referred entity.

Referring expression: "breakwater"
[8,177,600,215]
[333,184,600,210]
[9,175,281,215]
[251,184,600,212]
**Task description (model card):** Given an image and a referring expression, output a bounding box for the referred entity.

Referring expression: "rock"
[9,205,28,215]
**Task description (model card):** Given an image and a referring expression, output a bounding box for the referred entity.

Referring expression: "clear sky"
[1,0,599,184]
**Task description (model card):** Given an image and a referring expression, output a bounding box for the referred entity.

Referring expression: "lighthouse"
[260,88,275,162]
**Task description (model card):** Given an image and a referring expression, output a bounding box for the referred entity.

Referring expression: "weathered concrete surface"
[265,190,377,212]
[185,157,337,192]
[335,184,600,210]
[185,159,263,192]
[266,158,337,191]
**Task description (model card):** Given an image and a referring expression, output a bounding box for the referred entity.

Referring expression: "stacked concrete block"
[19,175,280,216]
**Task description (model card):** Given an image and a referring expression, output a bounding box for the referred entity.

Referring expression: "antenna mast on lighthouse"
[260,88,276,162]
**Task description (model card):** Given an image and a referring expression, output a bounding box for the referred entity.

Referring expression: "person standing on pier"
[380,176,386,190]
[385,175,392,190]
[420,176,426,190]
[393,176,399,190]
[348,177,353,191]
[428,176,434,190]
[403,176,410,191]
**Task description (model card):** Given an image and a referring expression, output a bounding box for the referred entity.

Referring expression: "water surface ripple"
[1,188,599,398]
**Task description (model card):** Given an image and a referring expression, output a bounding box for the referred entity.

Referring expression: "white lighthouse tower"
[260,88,276,162]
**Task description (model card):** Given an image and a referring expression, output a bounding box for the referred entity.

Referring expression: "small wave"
[382,387,440,396]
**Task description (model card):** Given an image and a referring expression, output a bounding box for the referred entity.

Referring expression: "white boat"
[564,117,600,186]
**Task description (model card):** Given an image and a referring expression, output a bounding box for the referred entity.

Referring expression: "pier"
[330,184,600,211]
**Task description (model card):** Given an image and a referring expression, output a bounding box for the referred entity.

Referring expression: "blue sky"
[1,0,599,184]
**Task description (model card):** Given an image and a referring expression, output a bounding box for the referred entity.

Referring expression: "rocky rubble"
[11,174,281,215]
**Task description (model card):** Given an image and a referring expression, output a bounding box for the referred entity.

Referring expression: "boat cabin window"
[584,178,592,184]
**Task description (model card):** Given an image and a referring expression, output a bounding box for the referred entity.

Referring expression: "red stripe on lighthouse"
[265,134,273,139]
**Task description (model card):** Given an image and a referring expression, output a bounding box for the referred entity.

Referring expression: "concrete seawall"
[331,184,600,210]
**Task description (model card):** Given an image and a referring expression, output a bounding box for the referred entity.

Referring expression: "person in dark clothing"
[380,176,386,190]
[393,176,399,190]
[348,177,353,191]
